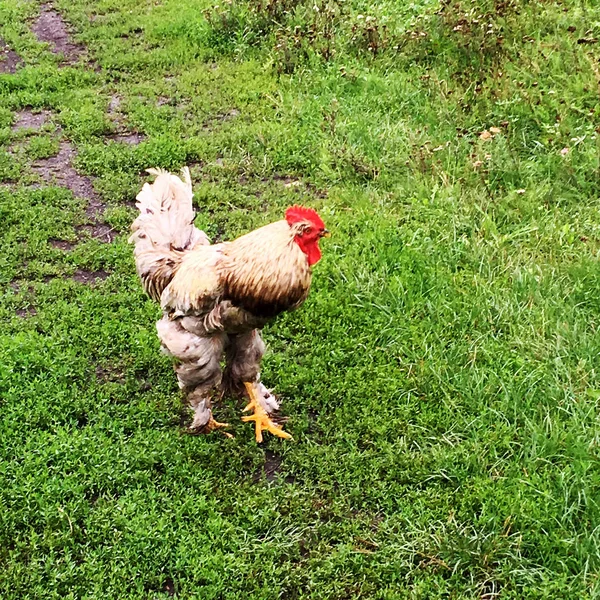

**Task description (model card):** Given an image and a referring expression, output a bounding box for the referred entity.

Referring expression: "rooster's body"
[130,168,327,441]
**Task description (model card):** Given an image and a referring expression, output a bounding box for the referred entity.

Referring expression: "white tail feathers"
[131,167,208,252]
[129,167,210,301]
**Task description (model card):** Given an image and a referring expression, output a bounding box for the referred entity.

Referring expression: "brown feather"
[219,220,312,318]
[162,220,312,323]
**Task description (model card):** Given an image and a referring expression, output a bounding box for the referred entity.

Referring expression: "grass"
[1,0,600,597]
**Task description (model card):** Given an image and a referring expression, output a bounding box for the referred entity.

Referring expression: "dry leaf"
[479,130,492,140]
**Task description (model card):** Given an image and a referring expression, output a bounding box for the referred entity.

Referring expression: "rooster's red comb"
[285,205,325,229]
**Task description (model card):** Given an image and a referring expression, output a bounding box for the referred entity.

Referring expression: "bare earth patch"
[254,449,296,484]
[12,109,52,132]
[307,408,320,434]
[106,95,146,145]
[163,577,175,597]
[107,94,125,127]
[219,109,240,121]
[72,269,110,284]
[16,306,37,318]
[108,95,121,114]
[49,238,76,251]
[33,141,116,243]
[201,109,240,131]
[8,109,117,247]
[263,450,283,482]
[76,223,117,243]
[84,195,105,220]
[33,141,98,203]
[95,364,125,383]
[0,38,23,74]
[32,4,84,64]
[273,174,302,187]
[106,132,146,145]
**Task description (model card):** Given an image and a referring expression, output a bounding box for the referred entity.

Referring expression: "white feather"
[129,167,210,300]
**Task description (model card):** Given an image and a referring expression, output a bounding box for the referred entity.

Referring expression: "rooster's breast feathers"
[220,220,312,317]
[161,219,312,324]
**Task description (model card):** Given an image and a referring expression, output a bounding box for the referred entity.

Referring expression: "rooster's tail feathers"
[129,167,209,302]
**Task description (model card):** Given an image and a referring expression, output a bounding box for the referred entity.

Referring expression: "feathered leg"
[225,330,292,443]
[156,317,229,435]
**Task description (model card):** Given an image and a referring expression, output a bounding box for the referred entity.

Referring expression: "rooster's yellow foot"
[242,382,292,443]
[195,417,233,438]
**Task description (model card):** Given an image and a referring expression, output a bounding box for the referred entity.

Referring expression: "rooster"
[129,167,328,442]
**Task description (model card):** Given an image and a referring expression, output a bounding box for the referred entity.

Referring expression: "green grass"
[1,0,600,597]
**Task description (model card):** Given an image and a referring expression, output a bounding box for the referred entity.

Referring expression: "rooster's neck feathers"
[219,220,312,317]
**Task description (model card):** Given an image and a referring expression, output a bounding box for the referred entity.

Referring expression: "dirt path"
[32,3,84,64]
[0,37,23,73]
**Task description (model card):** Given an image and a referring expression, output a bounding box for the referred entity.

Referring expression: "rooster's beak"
[321,229,331,238]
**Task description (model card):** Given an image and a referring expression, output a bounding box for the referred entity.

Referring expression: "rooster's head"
[285,205,329,266]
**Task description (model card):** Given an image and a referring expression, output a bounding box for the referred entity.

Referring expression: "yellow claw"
[242,382,292,443]
[204,417,233,438]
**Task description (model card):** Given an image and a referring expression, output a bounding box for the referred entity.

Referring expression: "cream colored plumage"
[130,167,209,302]
[130,167,327,441]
